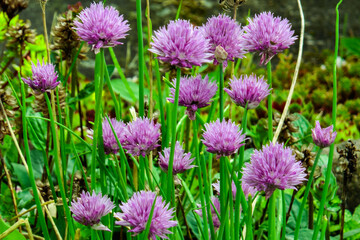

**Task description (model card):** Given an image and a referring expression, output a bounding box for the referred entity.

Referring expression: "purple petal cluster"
[22,60,60,93]
[242,12,297,65]
[202,119,246,157]
[195,196,221,230]
[168,74,217,120]
[242,142,307,199]
[200,14,247,68]
[98,118,126,154]
[74,2,130,54]
[123,117,161,157]
[311,121,337,148]
[115,191,177,240]
[159,141,195,174]
[70,191,115,231]
[149,19,212,68]
[224,74,271,109]
[213,179,257,200]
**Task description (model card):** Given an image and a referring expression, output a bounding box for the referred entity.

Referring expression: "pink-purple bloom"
[115,191,177,240]
[202,119,246,157]
[22,60,60,93]
[311,121,337,148]
[149,19,212,68]
[242,142,307,199]
[74,2,130,54]
[123,117,161,157]
[168,74,217,120]
[70,191,115,231]
[200,14,247,68]
[224,74,271,109]
[242,12,297,65]
[213,179,257,200]
[195,196,221,230]
[159,141,195,174]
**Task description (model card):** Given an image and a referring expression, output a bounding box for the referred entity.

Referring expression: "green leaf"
[341,37,360,56]
[186,211,202,240]
[27,109,47,151]
[0,218,26,240]
[343,228,360,239]
[11,163,31,189]
[292,113,312,146]
[17,188,34,209]
[110,79,149,103]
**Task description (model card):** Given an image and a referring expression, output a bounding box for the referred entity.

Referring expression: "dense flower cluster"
[168,74,217,120]
[224,74,271,109]
[22,60,60,93]
[242,142,307,198]
[200,14,247,68]
[242,12,297,65]
[149,19,212,68]
[70,191,115,231]
[74,2,130,54]
[202,119,246,157]
[115,191,177,239]
[159,141,195,174]
[213,179,257,200]
[311,121,337,148]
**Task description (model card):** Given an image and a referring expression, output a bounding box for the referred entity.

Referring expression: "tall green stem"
[312,1,342,238]
[267,61,273,141]
[136,0,145,117]
[237,104,248,172]
[219,64,224,120]
[294,148,323,240]
[246,196,253,240]
[269,190,276,240]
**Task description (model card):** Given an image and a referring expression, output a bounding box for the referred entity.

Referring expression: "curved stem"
[267,61,273,141]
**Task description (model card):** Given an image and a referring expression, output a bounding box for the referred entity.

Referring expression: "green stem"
[155,59,167,148]
[312,1,342,238]
[267,61,273,141]
[175,0,183,20]
[220,156,229,239]
[281,191,286,240]
[295,148,323,240]
[246,196,253,240]
[136,0,145,117]
[237,104,248,172]
[104,58,120,120]
[219,63,224,120]
[269,190,276,240]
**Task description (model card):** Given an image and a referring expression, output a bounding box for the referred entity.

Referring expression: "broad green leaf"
[342,38,360,56]
[110,79,149,103]
[11,163,31,189]
[0,218,26,240]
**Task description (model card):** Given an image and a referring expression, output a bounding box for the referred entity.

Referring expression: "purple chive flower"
[70,191,115,231]
[123,117,161,157]
[168,74,217,120]
[89,118,126,154]
[200,14,247,68]
[149,19,212,68]
[115,191,177,240]
[224,74,271,109]
[195,196,221,230]
[311,121,337,148]
[73,2,130,54]
[22,60,60,93]
[159,141,196,174]
[213,179,257,200]
[202,119,246,157]
[242,12,297,65]
[242,142,307,199]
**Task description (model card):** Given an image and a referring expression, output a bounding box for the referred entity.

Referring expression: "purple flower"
[195,196,221,230]
[70,191,115,231]
[312,121,337,148]
[224,74,271,109]
[213,179,257,200]
[74,2,130,54]
[242,181,257,200]
[202,119,246,157]
[168,74,217,120]
[149,19,212,68]
[123,117,161,157]
[200,14,247,68]
[213,180,237,200]
[242,142,307,199]
[159,141,195,174]
[115,191,177,240]
[242,12,297,65]
[22,60,60,93]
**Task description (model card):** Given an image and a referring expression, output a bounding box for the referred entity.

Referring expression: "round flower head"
[202,119,246,157]
[70,191,115,231]
[213,179,257,200]
[242,142,307,199]
[312,121,337,148]
[74,2,130,54]
[195,196,221,230]
[159,141,195,174]
[224,74,271,109]
[123,117,161,157]
[149,19,212,68]
[22,60,60,93]
[168,74,217,120]
[200,14,247,68]
[242,12,297,65]
[115,191,177,240]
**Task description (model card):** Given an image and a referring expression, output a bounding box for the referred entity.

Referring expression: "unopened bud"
[215,45,228,63]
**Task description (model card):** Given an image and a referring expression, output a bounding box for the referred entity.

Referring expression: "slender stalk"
[268,190,276,240]
[155,59,166,148]
[267,61,273,141]
[136,0,145,117]
[175,0,183,20]
[237,104,248,172]
[220,156,229,239]
[246,196,253,240]
[219,63,224,120]
[312,1,342,238]
[281,191,286,240]
[294,148,323,240]
[40,1,50,61]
